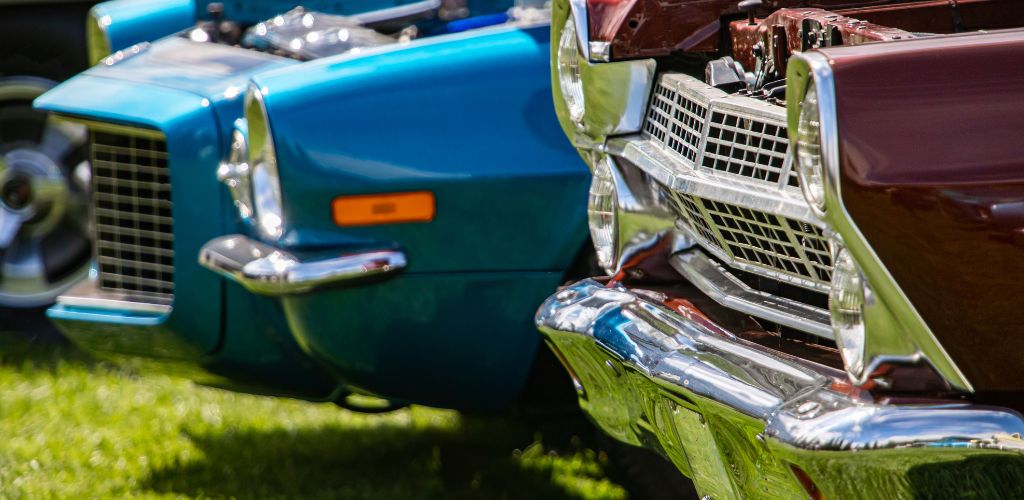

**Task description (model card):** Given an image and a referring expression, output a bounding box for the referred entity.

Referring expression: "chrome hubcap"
[0,77,90,307]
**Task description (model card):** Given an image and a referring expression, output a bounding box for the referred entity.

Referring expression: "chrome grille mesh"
[670,192,832,289]
[90,128,174,302]
[644,80,706,163]
[643,73,797,189]
[703,112,793,186]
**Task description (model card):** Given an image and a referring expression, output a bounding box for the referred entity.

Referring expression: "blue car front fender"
[253,22,590,274]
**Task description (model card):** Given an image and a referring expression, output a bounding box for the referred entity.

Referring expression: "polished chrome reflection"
[217,120,253,222]
[199,234,405,295]
[245,85,285,240]
[537,279,1024,499]
[550,0,655,146]
[671,249,832,339]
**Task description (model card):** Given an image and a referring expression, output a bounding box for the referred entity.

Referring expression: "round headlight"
[588,157,617,272]
[830,246,866,378]
[245,85,285,240]
[557,16,585,125]
[795,85,826,212]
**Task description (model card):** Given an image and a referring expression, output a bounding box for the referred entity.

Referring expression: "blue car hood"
[87,36,297,103]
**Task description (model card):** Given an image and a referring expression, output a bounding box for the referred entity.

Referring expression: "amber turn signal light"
[332,191,435,226]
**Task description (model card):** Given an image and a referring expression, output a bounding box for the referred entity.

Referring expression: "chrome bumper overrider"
[199,235,406,295]
[537,279,1024,498]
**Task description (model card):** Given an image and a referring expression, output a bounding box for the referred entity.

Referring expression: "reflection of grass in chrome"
[0,334,626,499]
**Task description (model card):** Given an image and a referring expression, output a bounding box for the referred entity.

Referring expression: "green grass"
[0,332,627,499]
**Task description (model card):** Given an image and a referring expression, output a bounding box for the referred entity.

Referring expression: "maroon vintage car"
[539,0,1024,497]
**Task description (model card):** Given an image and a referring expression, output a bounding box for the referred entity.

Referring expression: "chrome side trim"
[537,280,1024,498]
[787,52,972,392]
[198,235,405,296]
[56,278,172,314]
[670,249,832,339]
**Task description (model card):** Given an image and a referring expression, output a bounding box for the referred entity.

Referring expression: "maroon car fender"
[822,29,1024,392]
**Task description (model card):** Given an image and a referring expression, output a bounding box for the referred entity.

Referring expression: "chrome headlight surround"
[244,84,286,241]
[787,53,971,392]
[557,16,586,125]
[588,155,617,270]
[86,7,113,66]
[549,0,655,150]
[794,84,827,214]
[588,154,675,274]
[217,119,254,222]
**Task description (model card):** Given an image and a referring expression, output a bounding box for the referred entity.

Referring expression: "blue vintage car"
[35,0,590,411]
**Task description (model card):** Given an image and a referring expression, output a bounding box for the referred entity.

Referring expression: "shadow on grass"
[0,327,101,371]
[143,412,615,500]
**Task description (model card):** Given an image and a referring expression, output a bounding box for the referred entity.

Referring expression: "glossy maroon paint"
[823,29,1024,391]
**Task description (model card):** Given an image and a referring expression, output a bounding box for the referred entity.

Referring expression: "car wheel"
[0,76,90,308]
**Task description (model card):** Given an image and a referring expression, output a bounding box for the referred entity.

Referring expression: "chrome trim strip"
[670,249,833,339]
[53,115,165,140]
[567,0,591,61]
[537,279,1024,498]
[608,137,818,225]
[198,235,406,296]
[349,0,442,25]
[56,278,172,314]
[787,52,972,392]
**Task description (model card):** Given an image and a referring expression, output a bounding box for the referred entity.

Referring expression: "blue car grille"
[90,126,174,303]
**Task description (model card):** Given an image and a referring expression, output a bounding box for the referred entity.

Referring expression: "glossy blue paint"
[282,271,566,411]
[92,0,196,53]
[36,15,590,408]
[257,24,590,273]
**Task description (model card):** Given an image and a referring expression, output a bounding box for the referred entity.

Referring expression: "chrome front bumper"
[537,279,1024,498]
[199,235,406,295]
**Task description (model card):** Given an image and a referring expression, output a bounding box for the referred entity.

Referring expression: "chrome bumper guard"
[199,235,406,296]
[537,279,1024,498]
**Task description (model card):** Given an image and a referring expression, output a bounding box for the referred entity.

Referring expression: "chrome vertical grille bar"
[89,126,174,303]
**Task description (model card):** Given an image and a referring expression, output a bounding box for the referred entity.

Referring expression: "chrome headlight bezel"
[787,53,971,391]
[586,155,676,275]
[795,84,827,214]
[217,120,254,222]
[557,16,586,125]
[244,84,285,241]
[86,7,113,66]
[588,155,617,271]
